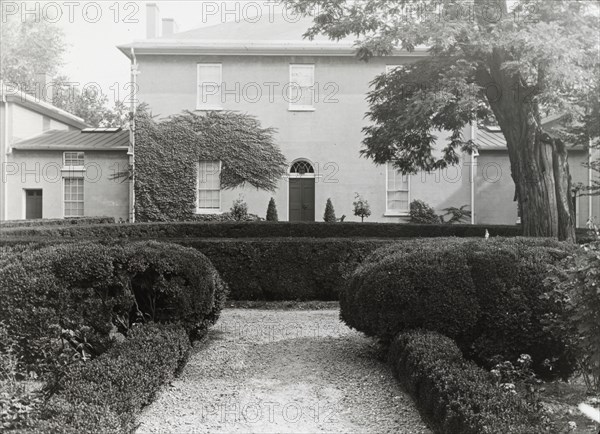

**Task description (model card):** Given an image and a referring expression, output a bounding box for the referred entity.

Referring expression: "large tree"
[288,0,599,241]
[1,17,124,127]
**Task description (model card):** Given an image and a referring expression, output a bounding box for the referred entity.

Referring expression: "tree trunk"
[478,49,576,242]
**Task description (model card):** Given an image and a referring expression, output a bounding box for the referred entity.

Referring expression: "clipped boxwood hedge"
[340,237,578,378]
[389,330,551,434]
[180,238,392,300]
[0,221,527,240]
[0,241,227,376]
[0,216,114,228]
[30,323,190,434]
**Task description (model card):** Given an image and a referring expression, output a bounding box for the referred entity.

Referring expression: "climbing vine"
[134,106,287,221]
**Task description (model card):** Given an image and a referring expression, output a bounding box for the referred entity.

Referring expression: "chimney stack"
[146,3,160,38]
[162,18,178,37]
[34,72,53,104]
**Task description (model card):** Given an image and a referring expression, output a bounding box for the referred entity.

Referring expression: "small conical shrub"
[266,197,278,221]
[323,198,337,222]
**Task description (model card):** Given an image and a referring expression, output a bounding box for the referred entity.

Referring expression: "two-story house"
[117,4,597,225]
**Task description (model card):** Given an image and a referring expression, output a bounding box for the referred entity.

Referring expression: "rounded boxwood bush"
[340,237,577,378]
[0,241,227,376]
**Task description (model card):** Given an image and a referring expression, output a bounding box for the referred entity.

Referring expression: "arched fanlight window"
[290,160,314,175]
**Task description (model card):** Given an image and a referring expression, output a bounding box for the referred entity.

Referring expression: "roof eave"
[116,42,429,58]
[5,95,88,129]
[12,146,130,151]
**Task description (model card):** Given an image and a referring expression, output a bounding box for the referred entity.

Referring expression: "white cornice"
[117,41,429,58]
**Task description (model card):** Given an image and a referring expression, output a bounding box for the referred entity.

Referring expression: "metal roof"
[12,129,130,151]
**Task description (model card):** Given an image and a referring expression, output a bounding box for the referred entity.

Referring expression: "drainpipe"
[128,48,138,223]
[589,137,593,223]
[1,81,8,221]
[470,122,477,225]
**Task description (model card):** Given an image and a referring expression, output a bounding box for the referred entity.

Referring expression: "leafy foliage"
[0,17,65,90]
[544,241,600,392]
[323,198,337,222]
[288,0,599,240]
[52,76,129,128]
[230,197,249,221]
[409,200,440,224]
[30,323,190,434]
[134,107,287,221]
[352,193,372,222]
[266,198,279,221]
[389,330,554,434]
[0,241,226,379]
[340,237,579,378]
[441,204,472,224]
[0,17,126,127]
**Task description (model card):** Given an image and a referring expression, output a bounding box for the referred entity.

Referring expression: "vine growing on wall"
[134,106,287,221]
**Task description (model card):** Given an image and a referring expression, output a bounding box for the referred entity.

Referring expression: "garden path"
[136,308,430,433]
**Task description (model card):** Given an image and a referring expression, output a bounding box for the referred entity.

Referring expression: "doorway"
[25,189,43,219]
[289,160,316,222]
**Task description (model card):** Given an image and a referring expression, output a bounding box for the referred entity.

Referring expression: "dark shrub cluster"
[1,221,527,240]
[30,323,191,434]
[0,241,227,377]
[181,238,390,300]
[340,237,578,378]
[389,330,551,434]
[0,216,115,229]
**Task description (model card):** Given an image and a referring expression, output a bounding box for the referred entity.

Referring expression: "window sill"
[288,106,316,112]
[196,210,223,215]
[384,212,409,217]
[62,166,86,171]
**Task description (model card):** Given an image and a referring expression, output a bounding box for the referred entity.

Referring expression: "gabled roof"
[1,81,88,130]
[118,13,428,58]
[12,129,130,151]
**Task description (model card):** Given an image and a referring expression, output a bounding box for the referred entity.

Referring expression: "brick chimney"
[146,3,160,38]
[162,18,178,37]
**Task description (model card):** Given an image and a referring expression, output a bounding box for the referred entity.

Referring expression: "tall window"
[386,162,410,214]
[197,64,222,110]
[64,178,84,217]
[63,151,84,167]
[289,64,315,110]
[197,160,221,212]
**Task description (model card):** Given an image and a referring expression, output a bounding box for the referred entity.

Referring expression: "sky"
[3,1,284,106]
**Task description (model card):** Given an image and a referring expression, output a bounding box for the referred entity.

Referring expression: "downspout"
[470,122,477,225]
[1,81,8,221]
[128,48,138,223]
[589,137,593,223]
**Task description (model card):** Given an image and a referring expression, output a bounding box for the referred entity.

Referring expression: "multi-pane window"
[386,162,410,214]
[289,64,315,110]
[63,151,84,167]
[64,178,84,217]
[197,160,221,211]
[197,64,222,109]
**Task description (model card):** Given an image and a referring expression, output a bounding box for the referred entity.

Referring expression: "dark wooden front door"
[25,190,43,219]
[289,178,315,221]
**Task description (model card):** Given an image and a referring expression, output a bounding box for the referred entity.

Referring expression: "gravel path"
[136,309,431,434]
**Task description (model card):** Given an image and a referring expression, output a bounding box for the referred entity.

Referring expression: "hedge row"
[340,237,578,379]
[389,330,550,434]
[0,241,227,376]
[180,238,392,300]
[29,323,191,434]
[0,216,114,228]
[0,221,531,239]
